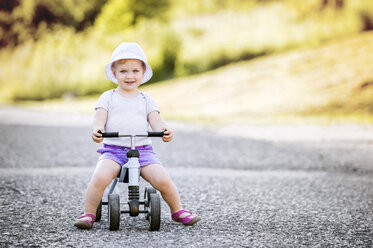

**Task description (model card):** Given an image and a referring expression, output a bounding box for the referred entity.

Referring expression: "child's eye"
[133,70,139,73]
[120,70,127,73]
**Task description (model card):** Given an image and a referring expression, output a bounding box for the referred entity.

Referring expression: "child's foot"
[172,209,201,226]
[74,214,96,229]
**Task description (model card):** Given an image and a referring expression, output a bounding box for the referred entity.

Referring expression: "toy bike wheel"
[148,193,161,231]
[144,186,156,202]
[144,186,156,220]
[108,194,120,231]
[96,200,102,222]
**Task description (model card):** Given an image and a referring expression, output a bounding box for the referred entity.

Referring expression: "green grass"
[137,31,373,125]
[12,31,373,125]
[1,0,372,102]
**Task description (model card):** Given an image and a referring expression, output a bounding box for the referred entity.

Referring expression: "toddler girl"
[74,42,200,229]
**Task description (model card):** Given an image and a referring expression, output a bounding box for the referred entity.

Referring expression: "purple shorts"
[97,144,161,168]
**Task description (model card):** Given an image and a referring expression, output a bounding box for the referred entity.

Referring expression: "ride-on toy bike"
[95,131,165,231]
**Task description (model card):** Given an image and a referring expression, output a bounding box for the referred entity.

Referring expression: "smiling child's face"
[111,59,145,94]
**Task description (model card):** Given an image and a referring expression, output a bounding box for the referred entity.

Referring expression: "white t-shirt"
[95,89,160,147]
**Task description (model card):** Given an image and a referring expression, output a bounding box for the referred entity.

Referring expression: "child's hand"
[162,128,173,142]
[92,128,104,143]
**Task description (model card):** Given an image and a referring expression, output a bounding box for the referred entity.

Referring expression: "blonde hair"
[111,59,146,71]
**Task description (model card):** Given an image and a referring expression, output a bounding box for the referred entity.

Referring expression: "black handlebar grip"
[98,130,119,138]
[147,131,165,137]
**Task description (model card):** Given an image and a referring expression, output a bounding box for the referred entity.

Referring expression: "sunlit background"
[1,0,373,124]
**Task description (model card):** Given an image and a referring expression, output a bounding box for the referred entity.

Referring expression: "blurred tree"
[131,0,170,24]
[151,30,181,82]
[361,9,373,31]
[0,0,20,12]
[0,0,107,48]
[95,0,170,33]
[321,0,344,10]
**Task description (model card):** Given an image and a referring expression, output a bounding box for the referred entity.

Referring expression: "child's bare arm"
[92,108,108,143]
[148,111,173,142]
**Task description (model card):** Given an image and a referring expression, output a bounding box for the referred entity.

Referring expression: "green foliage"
[94,0,134,33]
[151,30,181,82]
[168,0,257,17]
[170,0,373,77]
[0,0,106,48]
[0,27,113,102]
[1,0,373,102]
[94,0,170,33]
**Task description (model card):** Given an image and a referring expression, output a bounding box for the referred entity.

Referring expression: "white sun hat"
[105,42,153,84]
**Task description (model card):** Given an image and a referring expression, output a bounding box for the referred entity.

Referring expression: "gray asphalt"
[0,108,372,247]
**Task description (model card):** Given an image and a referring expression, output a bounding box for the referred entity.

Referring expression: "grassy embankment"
[0,1,370,102]
[19,31,373,125]
[141,31,373,125]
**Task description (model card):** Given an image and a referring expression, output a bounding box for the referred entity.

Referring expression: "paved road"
[0,107,372,247]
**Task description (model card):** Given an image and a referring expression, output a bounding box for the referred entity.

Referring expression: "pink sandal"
[74,214,96,229]
[172,209,201,226]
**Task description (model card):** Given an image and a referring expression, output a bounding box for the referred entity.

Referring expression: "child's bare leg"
[140,164,182,214]
[82,159,121,220]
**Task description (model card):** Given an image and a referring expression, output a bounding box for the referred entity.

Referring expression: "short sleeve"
[95,90,111,111]
[144,93,160,114]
